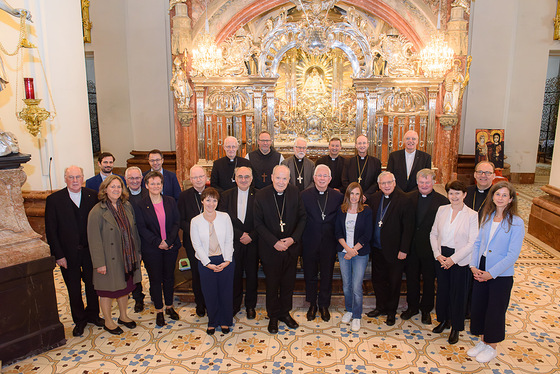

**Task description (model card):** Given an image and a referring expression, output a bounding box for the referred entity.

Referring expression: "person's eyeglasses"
[149,158,162,163]
[191,175,205,180]
[66,175,82,180]
[295,146,307,150]
[379,181,395,186]
[475,171,493,176]
[258,139,272,143]
[236,175,252,180]
[127,177,142,181]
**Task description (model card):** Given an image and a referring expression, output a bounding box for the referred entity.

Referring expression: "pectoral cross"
[297,175,303,184]
[358,177,362,183]
[378,220,383,228]
[321,213,326,220]
[231,178,235,183]
[262,173,267,183]
[279,220,286,233]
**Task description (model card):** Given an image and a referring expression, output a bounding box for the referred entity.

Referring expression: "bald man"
[342,135,382,201]
[210,136,252,193]
[282,137,315,191]
[386,130,432,192]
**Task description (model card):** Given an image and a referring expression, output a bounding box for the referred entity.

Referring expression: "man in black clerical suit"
[301,165,343,322]
[125,166,148,312]
[316,137,346,191]
[282,137,315,191]
[386,130,432,192]
[218,166,258,320]
[254,165,307,333]
[367,171,414,326]
[464,161,495,220]
[401,169,448,324]
[342,134,382,201]
[246,130,284,189]
[178,165,207,317]
[45,165,104,336]
[211,136,252,193]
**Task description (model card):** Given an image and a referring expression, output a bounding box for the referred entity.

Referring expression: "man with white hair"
[282,137,315,191]
[386,130,432,192]
[300,165,343,321]
[210,136,252,193]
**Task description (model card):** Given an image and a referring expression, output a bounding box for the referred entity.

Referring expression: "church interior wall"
[462,0,560,177]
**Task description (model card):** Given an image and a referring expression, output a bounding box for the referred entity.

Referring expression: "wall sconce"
[17,78,51,137]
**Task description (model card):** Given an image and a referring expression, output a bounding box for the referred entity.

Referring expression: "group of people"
[45,130,524,364]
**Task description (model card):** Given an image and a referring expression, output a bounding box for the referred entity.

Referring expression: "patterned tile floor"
[4,176,560,374]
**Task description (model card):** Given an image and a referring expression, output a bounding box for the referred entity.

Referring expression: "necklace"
[230,157,237,183]
[294,158,304,184]
[357,156,368,184]
[195,192,203,213]
[317,191,329,220]
[472,189,488,211]
[378,197,391,228]
[274,193,286,232]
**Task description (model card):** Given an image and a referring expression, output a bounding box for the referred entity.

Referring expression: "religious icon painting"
[475,129,504,169]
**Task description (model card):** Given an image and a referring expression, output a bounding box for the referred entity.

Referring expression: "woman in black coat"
[134,171,182,326]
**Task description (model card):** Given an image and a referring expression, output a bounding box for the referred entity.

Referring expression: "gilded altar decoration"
[171,2,191,55]
[450,0,470,15]
[17,99,50,137]
[81,0,92,43]
[555,0,560,40]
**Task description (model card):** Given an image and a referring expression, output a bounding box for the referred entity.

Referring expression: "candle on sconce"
[24,78,35,99]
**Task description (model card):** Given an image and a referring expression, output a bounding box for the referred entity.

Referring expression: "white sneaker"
[476,345,498,363]
[467,341,487,357]
[342,312,352,324]
[351,318,361,331]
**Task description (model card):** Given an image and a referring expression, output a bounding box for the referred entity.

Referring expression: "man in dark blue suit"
[85,152,125,192]
[143,149,182,201]
[301,165,343,322]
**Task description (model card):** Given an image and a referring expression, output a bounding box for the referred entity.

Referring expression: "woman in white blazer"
[430,180,478,344]
[467,182,524,363]
[190,187,235,335]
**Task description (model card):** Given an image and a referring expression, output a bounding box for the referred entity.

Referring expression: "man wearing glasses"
[144,149,182,201]
[245,131,284,189]
[125,167,147,206]
[282,137,315,191]
[210,136,252,193]
[464,161,495,220]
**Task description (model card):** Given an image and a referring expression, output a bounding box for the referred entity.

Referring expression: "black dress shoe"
[366,309,386,318]
[221,326,230,334]
[386,314,396,326]
[268,318,279,334]
[400,309,419,320]
[279,314,299,329]
[117,318,137,329]
[246,308,256,320]
[165,307,180,320]
[306,305,317,321]
[72,321,87,337]
[156,312,165,327]
[88,317,105,327]
[196,305,206,317]
[319,307,330,322]
[103,325,124,335]
[421,311,432,325]
[448,329,460,344]
[432,320,451,333]
[134,300,144,313]
[206,327,215,335]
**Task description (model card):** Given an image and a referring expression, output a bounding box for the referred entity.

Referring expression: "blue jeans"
[338,252,368,319]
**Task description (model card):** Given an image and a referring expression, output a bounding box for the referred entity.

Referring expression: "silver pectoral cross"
[279,220,286,232]
[231,178,235,183]
[297,175,303,184]
[378,220,383,228]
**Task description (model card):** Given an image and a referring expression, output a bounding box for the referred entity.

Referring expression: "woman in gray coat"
[88,175,142,335]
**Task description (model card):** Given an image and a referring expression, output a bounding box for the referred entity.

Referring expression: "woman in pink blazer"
[430,180,479,344]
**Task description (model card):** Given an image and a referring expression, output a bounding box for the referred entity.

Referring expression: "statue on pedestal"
[443,62,464,114]
[170,56,192,109]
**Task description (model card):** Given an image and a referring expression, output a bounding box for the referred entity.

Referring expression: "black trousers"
[261,250,297,319]
[233,242,259,311]
[60,248,100,324]
[199,255,234,328]
[434,246,469,330]
[142,248,179,310]
[302,245,336,308]
[470,256,514,343]
[186,245,206,308]
[404,250,436,314]
[371,248,405,316]
[132,260,145,303]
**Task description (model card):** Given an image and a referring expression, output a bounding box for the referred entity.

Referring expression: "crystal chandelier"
[191,4,222,77]
[419,32,454,78]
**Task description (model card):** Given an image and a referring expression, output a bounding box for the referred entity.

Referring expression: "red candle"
[24,78,35,99]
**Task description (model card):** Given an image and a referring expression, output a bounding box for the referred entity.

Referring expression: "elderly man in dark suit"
[143,149,182,201]
[282,137,315,191]
[386,130,432,192]
[219,166,258,319]
[210,136,252,193]
[301,164,343,322]
[85,152,125,192]
[254,165,307,333]
[45,165,104,336]
[342,135,382,200]
[367,171,415,326]
[401,169,448,324]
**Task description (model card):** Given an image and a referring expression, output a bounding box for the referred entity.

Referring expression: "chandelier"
[191,3,222,77]
[419,32,454,78]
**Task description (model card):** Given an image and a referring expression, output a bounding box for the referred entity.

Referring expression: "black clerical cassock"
[254,183,307,320]
[210,155,252,193]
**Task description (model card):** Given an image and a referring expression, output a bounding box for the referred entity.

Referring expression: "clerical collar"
[297,158,303,162]
[331,156,337,161]
[276,191,284,196]
[318,190,326,195]
[229,157,235,162]
[130,188,142,196]
[384,194,390,198]
[360,156,366,160]
[477,187,490,193]
[421,191,432,198]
